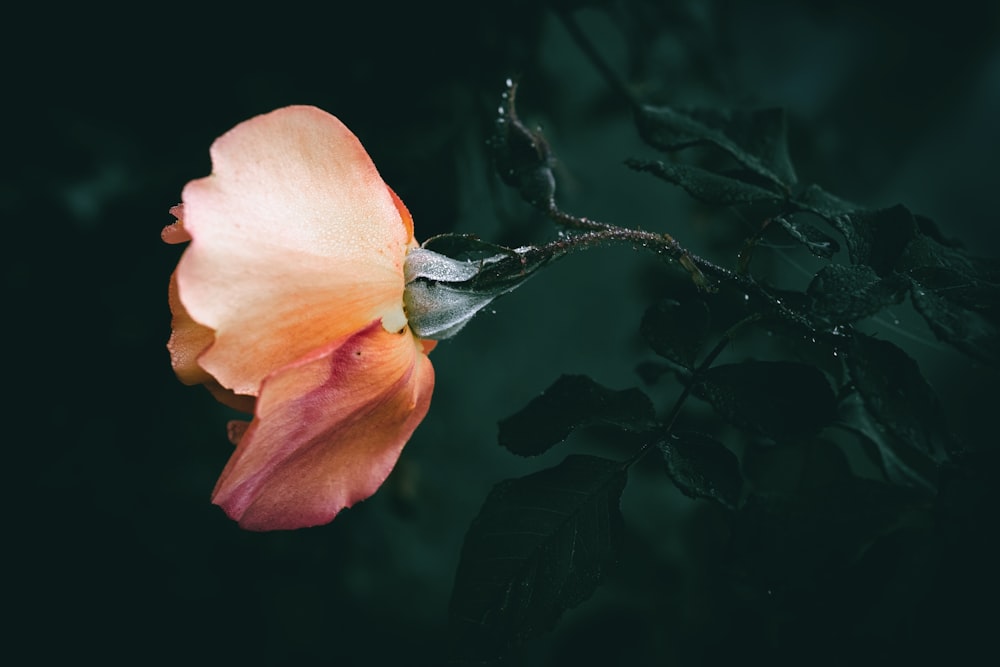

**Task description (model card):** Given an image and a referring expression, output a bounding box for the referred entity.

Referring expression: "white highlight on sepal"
[403,247,511,340]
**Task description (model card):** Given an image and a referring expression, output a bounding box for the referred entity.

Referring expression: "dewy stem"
[547,204,825,338]
[547,205,736,289]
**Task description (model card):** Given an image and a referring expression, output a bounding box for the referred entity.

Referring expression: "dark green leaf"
[899,235,1000,362]
[634,104,797,189]
[914,213,962,248]
[897,235,1000,316]
[659,431,742,509]
[806,264,908,327]
[846,334,957,462]
[798,202,918,275]
[449,455,627,661]
[796,183,858,218]
[692,361,837,441]
[775,217,841,259]
[640,297,710,368]
[627,159,785,207]
[909,283,1000,365]
[742,436,852,497]
[850,206,920,275]
[837,395,940,491]
[839,207,918,274]
[498,375,655,456]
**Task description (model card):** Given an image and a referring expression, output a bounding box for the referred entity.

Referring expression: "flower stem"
[545,204,735,288]
[628,313,761,467]
[553,8,641,112]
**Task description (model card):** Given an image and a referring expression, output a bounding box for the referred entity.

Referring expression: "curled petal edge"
[167,271,255,413]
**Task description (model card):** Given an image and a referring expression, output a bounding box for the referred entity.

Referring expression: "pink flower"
[164,106,435,531]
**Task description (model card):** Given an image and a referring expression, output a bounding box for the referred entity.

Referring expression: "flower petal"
[176,106,413,395]
[167,271,255,413]
[161,205,191,244]
[167,270,213,386]
[211,320,434,531]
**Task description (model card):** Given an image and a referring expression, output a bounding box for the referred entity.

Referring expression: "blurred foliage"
[447,1,1000,662]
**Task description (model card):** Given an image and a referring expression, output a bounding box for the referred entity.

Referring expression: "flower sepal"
[403,234,566,339]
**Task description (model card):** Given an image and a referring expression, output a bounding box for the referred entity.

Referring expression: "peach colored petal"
[227,420,250,446]
[161,205,190,244]
[386,187,415,244]
[211,320,434,531]
[176,106,413,395]
[167,271,255,413]
[167,270,213,385]
[205,383,256,416]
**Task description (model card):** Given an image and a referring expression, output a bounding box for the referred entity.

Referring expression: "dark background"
[8,1,999,664]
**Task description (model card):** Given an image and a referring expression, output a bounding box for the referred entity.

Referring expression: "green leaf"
[774,217,841,259]
[845,334,957,462]
[795,183,858,218]
[659,431,742,509]
[627,159,785,208]
[845,206,919,275]
[691,361,837,441]
[909,283,999,365]
[805,264,908,327]
[498,375,655,456]
[634,104,797,189]
[797,202,918,275]
[914,213,962,248]
[837,395,940,491]
[895,236,1000,364]
[449,455,627,661]
[899,236,1000,314]
[639,297,710,368]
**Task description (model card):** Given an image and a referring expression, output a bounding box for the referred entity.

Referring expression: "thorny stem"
[546,205,730,289]
[546,203,818,336]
